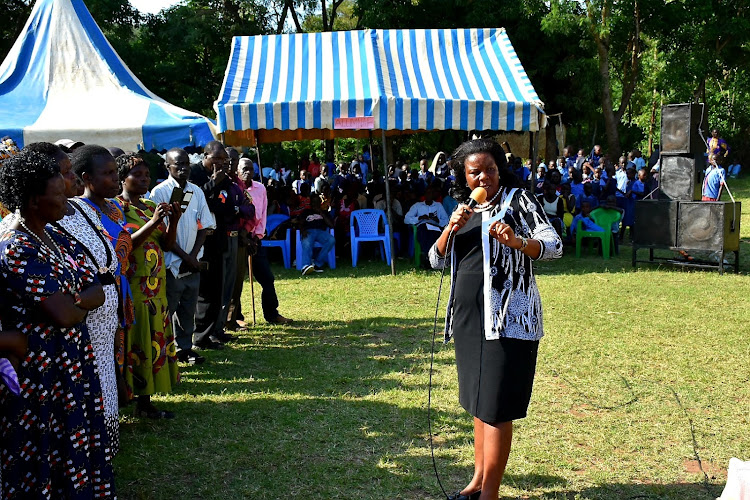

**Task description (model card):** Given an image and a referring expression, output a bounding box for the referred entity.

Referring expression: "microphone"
[452,187,487,232]
[466,187,487,209]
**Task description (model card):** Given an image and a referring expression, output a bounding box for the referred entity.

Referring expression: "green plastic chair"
[575,207,623,259]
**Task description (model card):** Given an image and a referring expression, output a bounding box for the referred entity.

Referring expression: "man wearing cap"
[54,138,85,153]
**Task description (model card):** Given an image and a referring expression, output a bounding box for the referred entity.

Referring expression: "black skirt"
[452,214,539,424]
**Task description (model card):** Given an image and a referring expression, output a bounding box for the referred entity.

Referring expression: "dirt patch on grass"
[683,458,727,479]
[569,404,591,418]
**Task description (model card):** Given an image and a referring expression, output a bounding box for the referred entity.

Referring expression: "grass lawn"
[114,177,750,499]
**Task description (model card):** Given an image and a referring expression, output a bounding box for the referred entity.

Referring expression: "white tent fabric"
[0,0,215,150]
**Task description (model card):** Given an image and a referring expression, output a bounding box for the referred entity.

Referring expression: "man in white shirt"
[404,185,449,267]
[150,148,215,365]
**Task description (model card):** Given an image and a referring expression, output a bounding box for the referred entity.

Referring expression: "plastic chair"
[349,209,391,267]
[261,214,291,268]
[295,228,336,270]
[575,207,623,259]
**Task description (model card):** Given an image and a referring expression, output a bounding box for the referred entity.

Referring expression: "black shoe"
[213,332,238,343]
[135,406,175,419]
[448,490,481,500]
[193,338,224,350]
[177,349,205,365]
[313,265,324,273]
[267,314,293,325]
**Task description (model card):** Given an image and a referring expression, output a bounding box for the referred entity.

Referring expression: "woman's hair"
[450,139,516,202]
[71,144,114,179]
[23,141,65,161]
[0,150,60,211]
[116,153,146,182]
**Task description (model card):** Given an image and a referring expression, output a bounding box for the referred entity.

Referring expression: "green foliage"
[3,0,750,163]
[0,1,32,60]
[118,0,272,117]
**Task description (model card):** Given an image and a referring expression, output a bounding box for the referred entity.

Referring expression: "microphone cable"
[428,229,456,500]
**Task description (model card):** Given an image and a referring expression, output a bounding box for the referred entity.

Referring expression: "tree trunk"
[597,39,621,156]
[322,0,329,31]
[647,89,658,156]
[545,119,557,162]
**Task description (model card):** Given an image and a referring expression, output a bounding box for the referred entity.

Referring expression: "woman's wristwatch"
[519,237,528,251]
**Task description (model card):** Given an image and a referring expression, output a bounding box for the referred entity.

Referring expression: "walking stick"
[248,253,256,326]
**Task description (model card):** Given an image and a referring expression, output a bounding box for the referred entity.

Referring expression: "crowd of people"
[0,128,739,497]
[0,138,293,498]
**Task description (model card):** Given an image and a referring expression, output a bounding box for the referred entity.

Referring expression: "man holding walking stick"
[228,158,292,327]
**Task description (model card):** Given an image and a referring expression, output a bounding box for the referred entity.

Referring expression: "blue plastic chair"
[295,228,336,270]
[349,209,391,267]
[261,214,291,268]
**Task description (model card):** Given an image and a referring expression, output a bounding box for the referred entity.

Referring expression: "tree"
[120,0,273,117]
[543,0,645,156]
[1,1,32,61]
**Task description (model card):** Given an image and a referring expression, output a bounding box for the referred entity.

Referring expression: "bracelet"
[74,292,82,307]
[519,237,528,251]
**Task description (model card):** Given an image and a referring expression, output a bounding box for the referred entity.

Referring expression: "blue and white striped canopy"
[215,28,545,136]
[0,0,215,151]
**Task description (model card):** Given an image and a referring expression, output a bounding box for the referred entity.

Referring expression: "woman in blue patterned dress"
[430,140,562,500]
[0,151,116,499]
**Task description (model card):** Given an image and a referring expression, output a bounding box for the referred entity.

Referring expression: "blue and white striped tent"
[215,28,545,140]
[0,0,215,151]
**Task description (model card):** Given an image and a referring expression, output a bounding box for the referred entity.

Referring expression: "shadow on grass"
[113,309,729,499]
[174,317,462,401]
[508,480,722,500]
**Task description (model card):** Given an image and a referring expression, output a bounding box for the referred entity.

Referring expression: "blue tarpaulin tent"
[0,0,215,150]
[214,28,545,143]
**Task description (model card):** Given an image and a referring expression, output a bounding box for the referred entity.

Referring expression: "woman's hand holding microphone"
[448,204,473,234]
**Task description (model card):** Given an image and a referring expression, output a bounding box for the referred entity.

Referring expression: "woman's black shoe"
[135,407,175,419]
[448,490,481,500]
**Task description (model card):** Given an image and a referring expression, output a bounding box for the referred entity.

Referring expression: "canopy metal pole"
[530,131,537,191]
[255,134,263,184]
[381,129,396,276]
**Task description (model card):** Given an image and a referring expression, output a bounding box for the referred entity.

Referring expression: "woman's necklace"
[473,188,503,212]
[18,219,62,261]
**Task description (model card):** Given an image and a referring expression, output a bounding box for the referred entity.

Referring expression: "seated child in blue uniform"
[571,200,604,236]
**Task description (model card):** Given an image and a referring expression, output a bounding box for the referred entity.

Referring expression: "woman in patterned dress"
[71,145,135,410]
[3,141,124,457]
[116,153,181,419]
[430,139,562,500]
[0,150,116,499]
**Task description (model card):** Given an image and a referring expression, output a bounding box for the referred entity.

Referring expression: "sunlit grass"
[114,177,750,499]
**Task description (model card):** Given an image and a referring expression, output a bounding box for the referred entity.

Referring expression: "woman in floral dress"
[116,153,180,419]
[0,150,115,498]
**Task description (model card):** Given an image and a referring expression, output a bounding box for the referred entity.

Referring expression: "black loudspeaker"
[634,200,678,247]
[659,154,703,201]
[661,103,708,155]
[676,201,741,252]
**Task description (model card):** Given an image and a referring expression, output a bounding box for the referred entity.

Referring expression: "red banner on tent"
[334,116,375,130]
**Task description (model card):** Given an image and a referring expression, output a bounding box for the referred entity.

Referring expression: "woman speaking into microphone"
[430,139,562,500]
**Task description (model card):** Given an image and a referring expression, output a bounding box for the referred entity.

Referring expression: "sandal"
[135,406,175,420]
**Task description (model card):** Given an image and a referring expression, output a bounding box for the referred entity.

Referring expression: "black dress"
[452,213,539,424]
